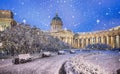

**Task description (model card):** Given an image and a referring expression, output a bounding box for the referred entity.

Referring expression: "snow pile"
[63,55,106,74]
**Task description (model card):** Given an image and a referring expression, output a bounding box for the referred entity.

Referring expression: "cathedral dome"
[50,13,63,32]
[52,13,62,21]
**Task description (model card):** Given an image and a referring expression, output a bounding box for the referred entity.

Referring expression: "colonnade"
[58,37,73,46]
[73,30,120,48]
[51,26,120,49]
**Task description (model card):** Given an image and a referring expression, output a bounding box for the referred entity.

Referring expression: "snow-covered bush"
[0,23,70,56]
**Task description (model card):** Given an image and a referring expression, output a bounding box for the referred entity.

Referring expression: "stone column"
[68,37,70,44]
[90,38,92,44]
[65,37,67,43]
[111,36,115,48]
[79,39,82,48]
[83,39,86,47]
[86,38,88,47]
[106,36,110,46]
[116,35,119,48]
[75,39,78,48]
[119,35,120,48]
[69,37,71,45]
[81,39,84,48]
[71,37,73,47]
[101,36,104,44]
[73,39,75,48]
[96,37,99,44]
[77,39,80,48]
[94,37,96,44]
[73,39,76,48]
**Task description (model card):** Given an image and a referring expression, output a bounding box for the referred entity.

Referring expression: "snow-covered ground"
[62,50,120,74]
[0,50,120,74]
[0,53,75,74]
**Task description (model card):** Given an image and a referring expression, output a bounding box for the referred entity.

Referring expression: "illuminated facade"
[0,10,16,31]
[50,13,63,32]
[50,14,120,48]
[73,26,120,48]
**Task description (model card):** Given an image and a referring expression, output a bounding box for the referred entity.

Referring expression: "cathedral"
[50,13,120,49]
[0,10,120,49]
[50,13,74,47]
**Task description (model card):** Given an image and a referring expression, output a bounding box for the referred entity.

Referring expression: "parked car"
[42,51,51,57]
[70,50,76,54]
[12,54,32,64]
[58,50,65,55]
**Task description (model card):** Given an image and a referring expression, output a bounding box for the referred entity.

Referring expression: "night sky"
[0,0,120,33]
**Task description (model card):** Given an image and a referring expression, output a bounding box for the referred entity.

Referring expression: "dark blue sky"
[0,0,120,32]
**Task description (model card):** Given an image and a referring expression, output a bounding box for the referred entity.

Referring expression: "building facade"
[50,13,74,46]
[50,13,120,49]
[73,27,120,48]
[0,10,16,31]
[50,13,63,32]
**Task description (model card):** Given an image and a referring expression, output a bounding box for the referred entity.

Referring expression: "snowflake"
[64,27,67,30]
[70,5,73,7]
[21,2,24,5]
[98,2,101,5]
[106,13,109,15]
[57,1,59,3]
[63,0,66,3]
[48,15,51,18]
[103,24,106,26]
[108,8,111,11]
[14,13,17,15]
[96,19,100,24]
[23,19,26,23]
[72,15,75,18]
[118,11,120,14]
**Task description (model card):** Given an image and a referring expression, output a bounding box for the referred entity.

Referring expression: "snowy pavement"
[0,50,120,74]
[0,54,76,74]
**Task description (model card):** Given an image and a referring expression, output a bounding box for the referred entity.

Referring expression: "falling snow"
[118,11,120,14]
[98,2,102,5]
[23,19,26,23]
[72,15,75,18]
[106,13,109,15]
[96,19,100,24]
[0,0,120,32]
[48,16,51,18]
[21,2,24,5]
